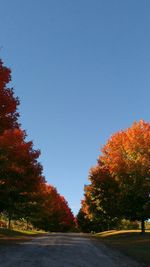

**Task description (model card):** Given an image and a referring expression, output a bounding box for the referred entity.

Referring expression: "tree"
[80,120,150,233]
[0,58,46,228]
[80,165,121,232]
[77,208,93,233]
[100,120,150,233]
[0,128,45,227]
[33,184,75,232]
[0,60,20,134]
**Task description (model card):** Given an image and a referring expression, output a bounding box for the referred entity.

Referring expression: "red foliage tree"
[33,184,75,232]
[0,59,45,227]
[0,60,20,133]
[0,128,45,226]
[0,58,74,232]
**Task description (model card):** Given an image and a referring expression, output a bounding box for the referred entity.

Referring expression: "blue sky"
[0,0,149,214]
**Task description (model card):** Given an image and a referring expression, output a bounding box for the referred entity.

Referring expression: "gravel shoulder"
[0,233,144,267]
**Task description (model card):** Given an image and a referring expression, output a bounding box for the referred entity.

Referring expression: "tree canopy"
[78,120,150,233]
[0,58,75,231]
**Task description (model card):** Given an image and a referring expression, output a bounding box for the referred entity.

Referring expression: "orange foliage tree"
[101,120,150,233]
[78,164,121,232]
[80,120,150,233]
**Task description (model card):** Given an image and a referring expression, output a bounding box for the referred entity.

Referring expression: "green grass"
[0,228,45,245]
[94,230,150,266]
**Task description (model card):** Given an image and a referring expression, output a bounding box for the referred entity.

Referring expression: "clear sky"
[0,0,149,214]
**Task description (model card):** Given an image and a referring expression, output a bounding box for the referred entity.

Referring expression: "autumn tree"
[80,120,150,233]
[0,128,45,227]
[33,184,75,232]
[100,120,150,233]
[77,208,93,233]
[0,59,46,228]
[0,60,20,134]
[0,58,75,232]
[77,198,102,233]
[79,164,121,232]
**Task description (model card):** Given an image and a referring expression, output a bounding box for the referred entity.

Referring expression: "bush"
[0,220,7,228]
[119,219,139,230]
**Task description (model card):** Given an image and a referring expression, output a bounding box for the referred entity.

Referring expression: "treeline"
[0,59,75,231]
[77,120,150,233]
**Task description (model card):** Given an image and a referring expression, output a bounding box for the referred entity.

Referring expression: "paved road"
[0,233,142,267]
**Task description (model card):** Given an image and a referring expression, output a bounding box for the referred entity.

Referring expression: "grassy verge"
[0,228,45,245]
[94,230,150,266]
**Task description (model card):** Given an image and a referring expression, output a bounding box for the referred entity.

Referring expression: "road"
[0,233,142,267]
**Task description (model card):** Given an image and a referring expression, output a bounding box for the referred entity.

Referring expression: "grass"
[0,228,45,245]
[94,230,150,266]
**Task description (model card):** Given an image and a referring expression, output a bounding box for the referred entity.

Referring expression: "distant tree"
[79,165,121,232]
[33,184,75,232]
[77,208,94,233]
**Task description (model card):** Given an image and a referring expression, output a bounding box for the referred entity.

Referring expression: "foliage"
[0,60,20,133]
[0,58,75,231]
[0,128,45,221]
[33,184,75,232]
[80,120,150,233]
[78,166,121,232]
[77,209,94,233]
[118,219,139,230]
[101,120,150,231]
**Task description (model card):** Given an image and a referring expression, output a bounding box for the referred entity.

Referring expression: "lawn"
[0,228,45,245]
[94,230,150,266]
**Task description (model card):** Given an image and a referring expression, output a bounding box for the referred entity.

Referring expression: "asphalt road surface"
[0,233,142,267]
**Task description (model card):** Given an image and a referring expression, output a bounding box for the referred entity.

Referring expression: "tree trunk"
[8,218,11,229]
[26,218,29,231]
[141,219,145,234]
